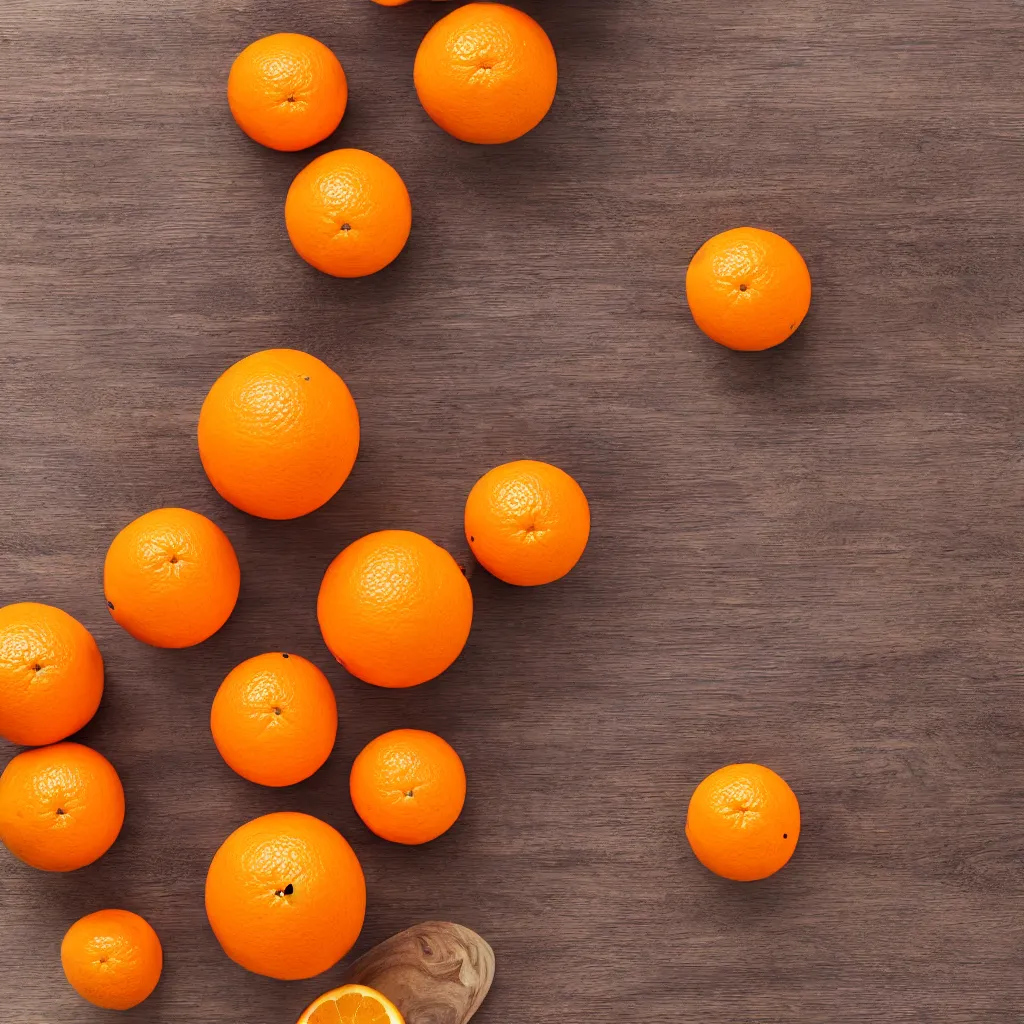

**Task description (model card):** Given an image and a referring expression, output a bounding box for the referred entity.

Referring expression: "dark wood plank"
[2,0,1023,1021]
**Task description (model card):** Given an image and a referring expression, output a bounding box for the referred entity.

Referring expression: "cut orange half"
[297,985,405,1024]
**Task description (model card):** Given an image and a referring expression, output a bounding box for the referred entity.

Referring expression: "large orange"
[198,349,360,520]
[61,909,163,1010]
[104,508,240,648]
[350,729,466,845]
[228,33,347,151]
[464,460,590,586]
[317,530,473,688]
[0,602,104,747]
[205,811,366,980]
[298,985,405,1024]
[0,742,125,872]
[684,763,801,882]
[285,149,412,278]
[211,652,338,787]
[685,227,812,351]
[414,3,558,144]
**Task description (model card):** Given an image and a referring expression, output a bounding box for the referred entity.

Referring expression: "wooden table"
[2,1,1022,1021]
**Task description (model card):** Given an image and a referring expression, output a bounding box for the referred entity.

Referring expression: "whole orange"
[104,508,240,648]
[205,811,366,980]
[350,729,466,845]
[317,530,473,688]
[465,460,590,586]
[685,227,812,351]
[198,349,360,520]
[0,742,125,872]
[0,602,104,747]
[685,763,800,882]
[228,33,347,152]
[285,149,412,278]
[211,652,338,787]
[61,909,163,1010]
[414,3,558,144]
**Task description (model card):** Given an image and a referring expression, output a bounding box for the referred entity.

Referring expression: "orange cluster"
[0,334,592,1003]
[226,4,558,279]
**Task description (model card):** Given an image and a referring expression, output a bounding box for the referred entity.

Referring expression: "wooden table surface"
[2,1,1023,1021]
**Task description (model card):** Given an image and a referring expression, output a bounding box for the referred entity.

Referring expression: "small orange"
[198,349,360,520]
[317,530,472,688]
[350,729,466,845]
[298,984,405,1024]
[228,33,348,151]
[0,602,104,747]
[285,149,412,278]
[205,811,366,980]
[61,909,163,1010]
[685,227,812,351]
[414,3,558,144]
[211,652,338,787]
[465,460,590,586]
[104,508,240,649]
[685,763,801,882]
[0,742,125,872]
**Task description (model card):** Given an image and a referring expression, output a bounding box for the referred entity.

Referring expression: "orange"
[61,909,163,1010]
[684,763,801,882]
[211,652,338,787]
[205,811,366,980]
[0,742,125,872]
[285,149,412,278]
[685,227,812,351]
[228,33,347,152]
[317,530,472,688]
[0,603,104,747]
[414,3,558,144]
[350,729,466,845]
[298,984,405,1024]
[104,508,240,649]
[465,460,590,586]
[198,349,360,520]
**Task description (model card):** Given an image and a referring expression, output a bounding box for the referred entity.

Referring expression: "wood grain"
[344,921,494,1024]
[1,1,1023,1022]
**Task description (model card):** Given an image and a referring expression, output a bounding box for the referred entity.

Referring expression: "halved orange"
[297,985,405,1024]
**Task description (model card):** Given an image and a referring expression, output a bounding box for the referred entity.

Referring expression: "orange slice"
[297,985,405,1024]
